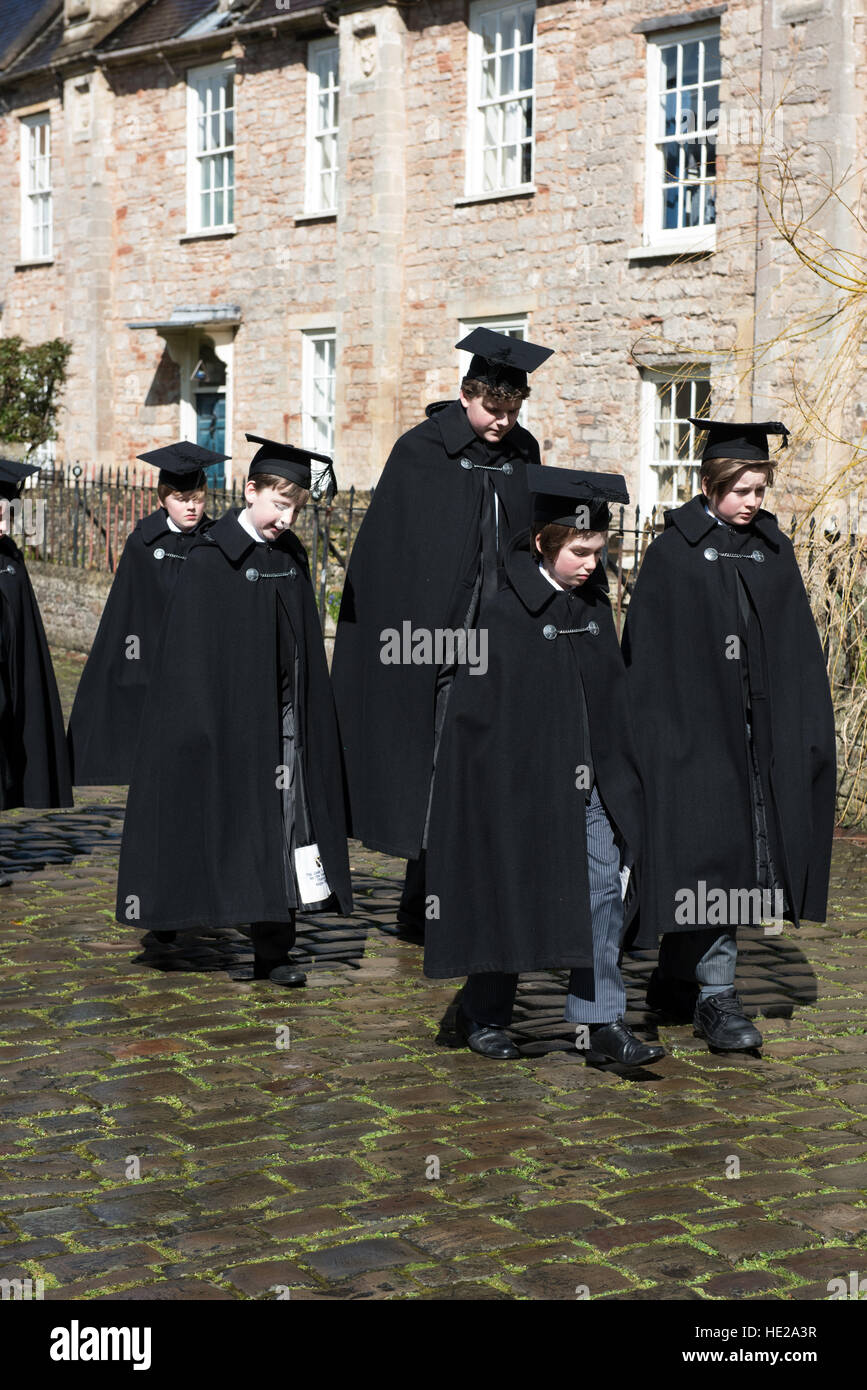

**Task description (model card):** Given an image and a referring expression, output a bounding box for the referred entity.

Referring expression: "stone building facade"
[0,0,864,519]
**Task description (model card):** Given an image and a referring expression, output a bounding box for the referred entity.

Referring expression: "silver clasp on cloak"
[542,621,599,640]
[704,545,765,563]
[459,456,514,475]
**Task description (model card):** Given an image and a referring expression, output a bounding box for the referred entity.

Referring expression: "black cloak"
[423,533,645,978]
[331,399,541,859]
[67,509,211,785]
[115,509,352,931]
[621,495,836,934]
[0,536,72,811]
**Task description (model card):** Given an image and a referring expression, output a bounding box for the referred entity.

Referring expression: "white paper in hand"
[619,865,631,901]
[294,844,331,905]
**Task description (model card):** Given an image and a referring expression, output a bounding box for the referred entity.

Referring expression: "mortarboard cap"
[689,418,790,463]
[137,440,228,490]
[528,463,629,531]
[245,435,338,503]
[456,328,554,393]
[0,458,39,498]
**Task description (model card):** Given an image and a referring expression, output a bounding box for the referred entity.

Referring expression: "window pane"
[481,13,498,54]
[703,85,719,130]
[518,5,534,46]
[214,188,224,226]
[519,46,533,90]
[521,140,532,183]
[693,379,711,420]
[681,86,699,134]
[224,107,234,146]
[681,41,699,86]
[675,380,692,424]
[483,146,498,189]
[663,91,677,138]
[504,98,521,145]
[499,50,514,93]
[663,182,679,229]
[661,45,678,89]
[704,37,720,82]
[483,104,500,148]
[482,56,497,100]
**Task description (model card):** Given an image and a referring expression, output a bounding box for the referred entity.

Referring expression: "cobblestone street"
[0,654,865,1301]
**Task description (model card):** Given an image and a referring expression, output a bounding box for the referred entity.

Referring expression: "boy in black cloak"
[332,328,554,931]
[0,460,72,849]
[115,436,353,985]
[67,441,225,785]
[423,465,663,1066]
[622,420,836,1052]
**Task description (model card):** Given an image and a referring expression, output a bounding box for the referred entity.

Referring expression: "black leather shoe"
[646,970,698,1022]
[585,1019,666,1066]
[694,990,762,1050]
[254,954,307,986]
[0,874,11,888]
[395,909,425,939]
[455,1009,519,1060]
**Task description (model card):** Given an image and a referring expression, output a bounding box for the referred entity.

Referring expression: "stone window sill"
[179,226,237,243]
[15,258,54,269]
[294,210,337,225]
[455,185,536,207]
[628,232,716,261]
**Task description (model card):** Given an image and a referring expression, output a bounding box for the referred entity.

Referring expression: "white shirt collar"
[238,506,267,544]
[537,560,567,591]
[165,514,182,533]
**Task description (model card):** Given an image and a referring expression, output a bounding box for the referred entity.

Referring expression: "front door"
[195,391,226,488]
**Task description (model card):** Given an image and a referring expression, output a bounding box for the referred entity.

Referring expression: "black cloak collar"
[504,529,610,615]
[433,399,534,461]
[665,493,781,550]
[139,509,171,545]
[139,509,210,546]
[203,507,301,565]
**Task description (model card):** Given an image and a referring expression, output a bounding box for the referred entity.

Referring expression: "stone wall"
[28,561,112,656]
[0,0,864,505]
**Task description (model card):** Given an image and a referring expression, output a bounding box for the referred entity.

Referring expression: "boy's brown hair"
[248,473,311,507]
[461,376,530,406]
[701,456,773,504]
[532,521,607,565]
[157,482,208,504]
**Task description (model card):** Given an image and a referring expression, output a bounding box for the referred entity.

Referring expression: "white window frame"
[466,0,536,197]
[20,113,52,261]
[638,368,711,515]
[458,313,530,427]
[302,330,336,456]
[186,61,236,235]
[305,38,339,215]
[641,22,719,253]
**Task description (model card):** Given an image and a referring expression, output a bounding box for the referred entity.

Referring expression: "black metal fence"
[14,471,867,648]
[19,470,371,630]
